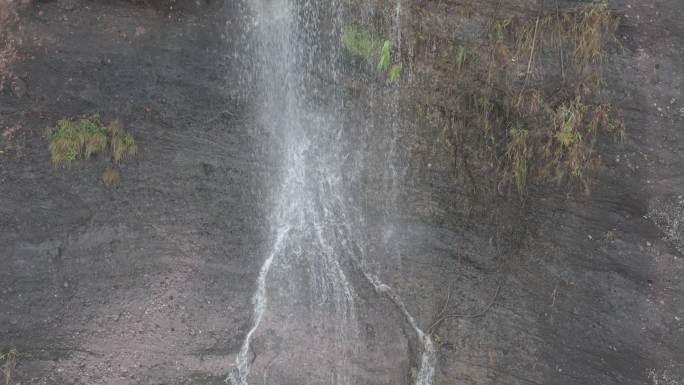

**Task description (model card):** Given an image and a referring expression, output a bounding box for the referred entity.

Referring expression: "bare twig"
[431,281,453,329]
[517,0,545,107]
[556,0,566,82]
[428,282,502,335]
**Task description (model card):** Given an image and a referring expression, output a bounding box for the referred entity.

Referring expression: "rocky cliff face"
[0,1,682,384]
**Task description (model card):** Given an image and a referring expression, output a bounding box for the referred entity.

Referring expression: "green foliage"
[377,40,392,72]
[341,26,383,61]
[553,100,585,148]
[342,26,402,82]
[388,64,402,83]
[409,366,418,383]
[48,115,108,167]
[47,115,138,168]
[491,18,511,42]
[544,98,623,182]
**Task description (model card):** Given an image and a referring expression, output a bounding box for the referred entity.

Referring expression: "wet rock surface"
[1,1,683,384]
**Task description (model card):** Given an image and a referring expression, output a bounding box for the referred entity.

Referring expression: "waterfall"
[227,0,436,384]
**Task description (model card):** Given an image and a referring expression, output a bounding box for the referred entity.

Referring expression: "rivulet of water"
[227,0,436,384]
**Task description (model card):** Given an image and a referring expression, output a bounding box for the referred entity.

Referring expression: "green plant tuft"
[388,63,402,83]
[342,26,402,82]
[377,40,392,72]
[342,26,383,62]
[47,115,108,167]
[47,115,138,168]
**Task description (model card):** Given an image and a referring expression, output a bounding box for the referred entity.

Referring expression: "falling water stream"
[228,1,435,384]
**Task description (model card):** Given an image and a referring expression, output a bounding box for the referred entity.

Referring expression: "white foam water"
[227,0,436,384]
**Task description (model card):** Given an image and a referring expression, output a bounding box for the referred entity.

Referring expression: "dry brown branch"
[428,282,502,335]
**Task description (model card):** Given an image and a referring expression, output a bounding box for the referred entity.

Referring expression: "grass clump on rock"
[47,115,137,187]
[108,121,138,163]
[47,115,108,166]
[47,115,137,168]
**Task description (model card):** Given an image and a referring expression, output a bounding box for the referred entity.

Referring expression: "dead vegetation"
[0,0,19,89]
[0,348,17,385]
[102,167,121,187]
[411,1,624,194]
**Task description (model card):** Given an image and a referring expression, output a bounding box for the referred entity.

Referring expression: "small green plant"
[47,115,137,168]
[553,100,585,148]
[409,366,419,383]
[342,26,402,82]
[455,45,467,73]
[377,40,392,72]
[388,64,402,83]
[491,18,511,42]
[341,26,384,62]
[544,98,622,182]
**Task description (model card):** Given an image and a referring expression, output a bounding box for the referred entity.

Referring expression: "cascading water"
[228,0,436,384]
[386,2,436,384]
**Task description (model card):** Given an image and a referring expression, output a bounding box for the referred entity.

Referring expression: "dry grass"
[108,121,138,163]
[504,127,530,194]
[102,167,121,187]
[422,1,624,193]
[0,348,17,385]
[566,2,619,70]
[0,0,19,89]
